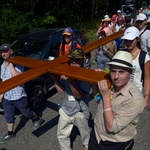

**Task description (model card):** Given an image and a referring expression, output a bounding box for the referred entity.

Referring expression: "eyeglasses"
[0,50,9,54]
[69,58,83,64]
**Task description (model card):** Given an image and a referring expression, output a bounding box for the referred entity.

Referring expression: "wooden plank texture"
[9,56,47,68]
[48,64,112,87]
[0,66,48,94]
[0,30,124,94]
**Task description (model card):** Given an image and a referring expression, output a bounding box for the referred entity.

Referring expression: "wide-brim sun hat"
[104,15,109,18]
[121,26,140,40]
[107,51,133,69]
[102,17,111,22]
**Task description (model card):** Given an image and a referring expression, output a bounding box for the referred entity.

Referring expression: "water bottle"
[94,93,102,102]
[57,103,61,111]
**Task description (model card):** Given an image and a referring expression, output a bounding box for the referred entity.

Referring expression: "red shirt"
[59,43,81,57]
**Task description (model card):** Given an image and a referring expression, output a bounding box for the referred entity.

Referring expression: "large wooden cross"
[0,30,124,94]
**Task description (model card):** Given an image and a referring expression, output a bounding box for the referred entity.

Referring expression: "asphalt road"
[0,58,150,150]
[0,88,150,150]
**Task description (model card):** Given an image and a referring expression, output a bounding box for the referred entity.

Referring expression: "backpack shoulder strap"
[139,50,147,83]
[71,41,77,50]
[140,27,148,37]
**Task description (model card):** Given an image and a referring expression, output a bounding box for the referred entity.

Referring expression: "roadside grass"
[84,20,100,43]
[85,29,98,43]
[81,20,101,62]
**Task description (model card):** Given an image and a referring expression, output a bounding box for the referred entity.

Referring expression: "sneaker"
[0,133,15,144]
[33,117,44,130]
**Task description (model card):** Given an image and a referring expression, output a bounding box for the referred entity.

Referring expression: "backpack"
[71,41,78,50]
[139,50,147,85]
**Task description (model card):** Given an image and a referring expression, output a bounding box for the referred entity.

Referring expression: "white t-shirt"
[130,52,150,91]
[140,28,150,53]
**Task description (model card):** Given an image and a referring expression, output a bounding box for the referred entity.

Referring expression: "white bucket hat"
[108,51,133,69]
[121,26,140,40]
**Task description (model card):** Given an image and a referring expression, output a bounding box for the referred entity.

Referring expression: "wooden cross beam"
[0,30,124,94]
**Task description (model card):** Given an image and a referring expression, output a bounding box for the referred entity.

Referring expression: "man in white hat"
[89,51,144,150]
[135,13,150,53]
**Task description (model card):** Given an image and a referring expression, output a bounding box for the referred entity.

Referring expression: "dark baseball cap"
[68,48,84,59]
[0,43,11,51]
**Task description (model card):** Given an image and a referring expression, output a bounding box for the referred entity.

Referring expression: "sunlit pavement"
[0,51,149,150]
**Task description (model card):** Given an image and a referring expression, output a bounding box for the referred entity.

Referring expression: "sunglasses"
[63,35,71,38]
[69,58,83,64]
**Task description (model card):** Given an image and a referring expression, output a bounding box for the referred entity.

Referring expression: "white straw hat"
[108,51,133,69]
[104,15,109,18]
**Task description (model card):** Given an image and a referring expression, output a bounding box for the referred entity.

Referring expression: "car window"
[12,39,49,59]
[48,41,60,58]
[47,33,62,58]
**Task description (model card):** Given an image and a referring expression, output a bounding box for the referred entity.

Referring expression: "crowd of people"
[0,5,150,150]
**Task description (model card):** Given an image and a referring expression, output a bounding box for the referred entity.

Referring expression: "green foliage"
[1,7,38,43]
[0,0,129,44]
[84,20,99,42]
[42,12,57,25]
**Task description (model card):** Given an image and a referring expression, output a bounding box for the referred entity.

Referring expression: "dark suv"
[11,28,90,110]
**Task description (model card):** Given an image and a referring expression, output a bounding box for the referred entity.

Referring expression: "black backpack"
[139,50,147,85]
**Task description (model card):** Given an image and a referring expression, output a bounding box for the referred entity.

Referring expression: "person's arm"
[96,24,102,36]
[144,61,150,108]
[9,63,22,77]
[66,77,84,100]
[98,80,114,131]
[50,74,64,93]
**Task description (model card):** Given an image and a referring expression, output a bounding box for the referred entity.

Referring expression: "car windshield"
[12,39,49,59]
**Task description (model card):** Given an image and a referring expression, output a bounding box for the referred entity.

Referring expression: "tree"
[0,0,132,43]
